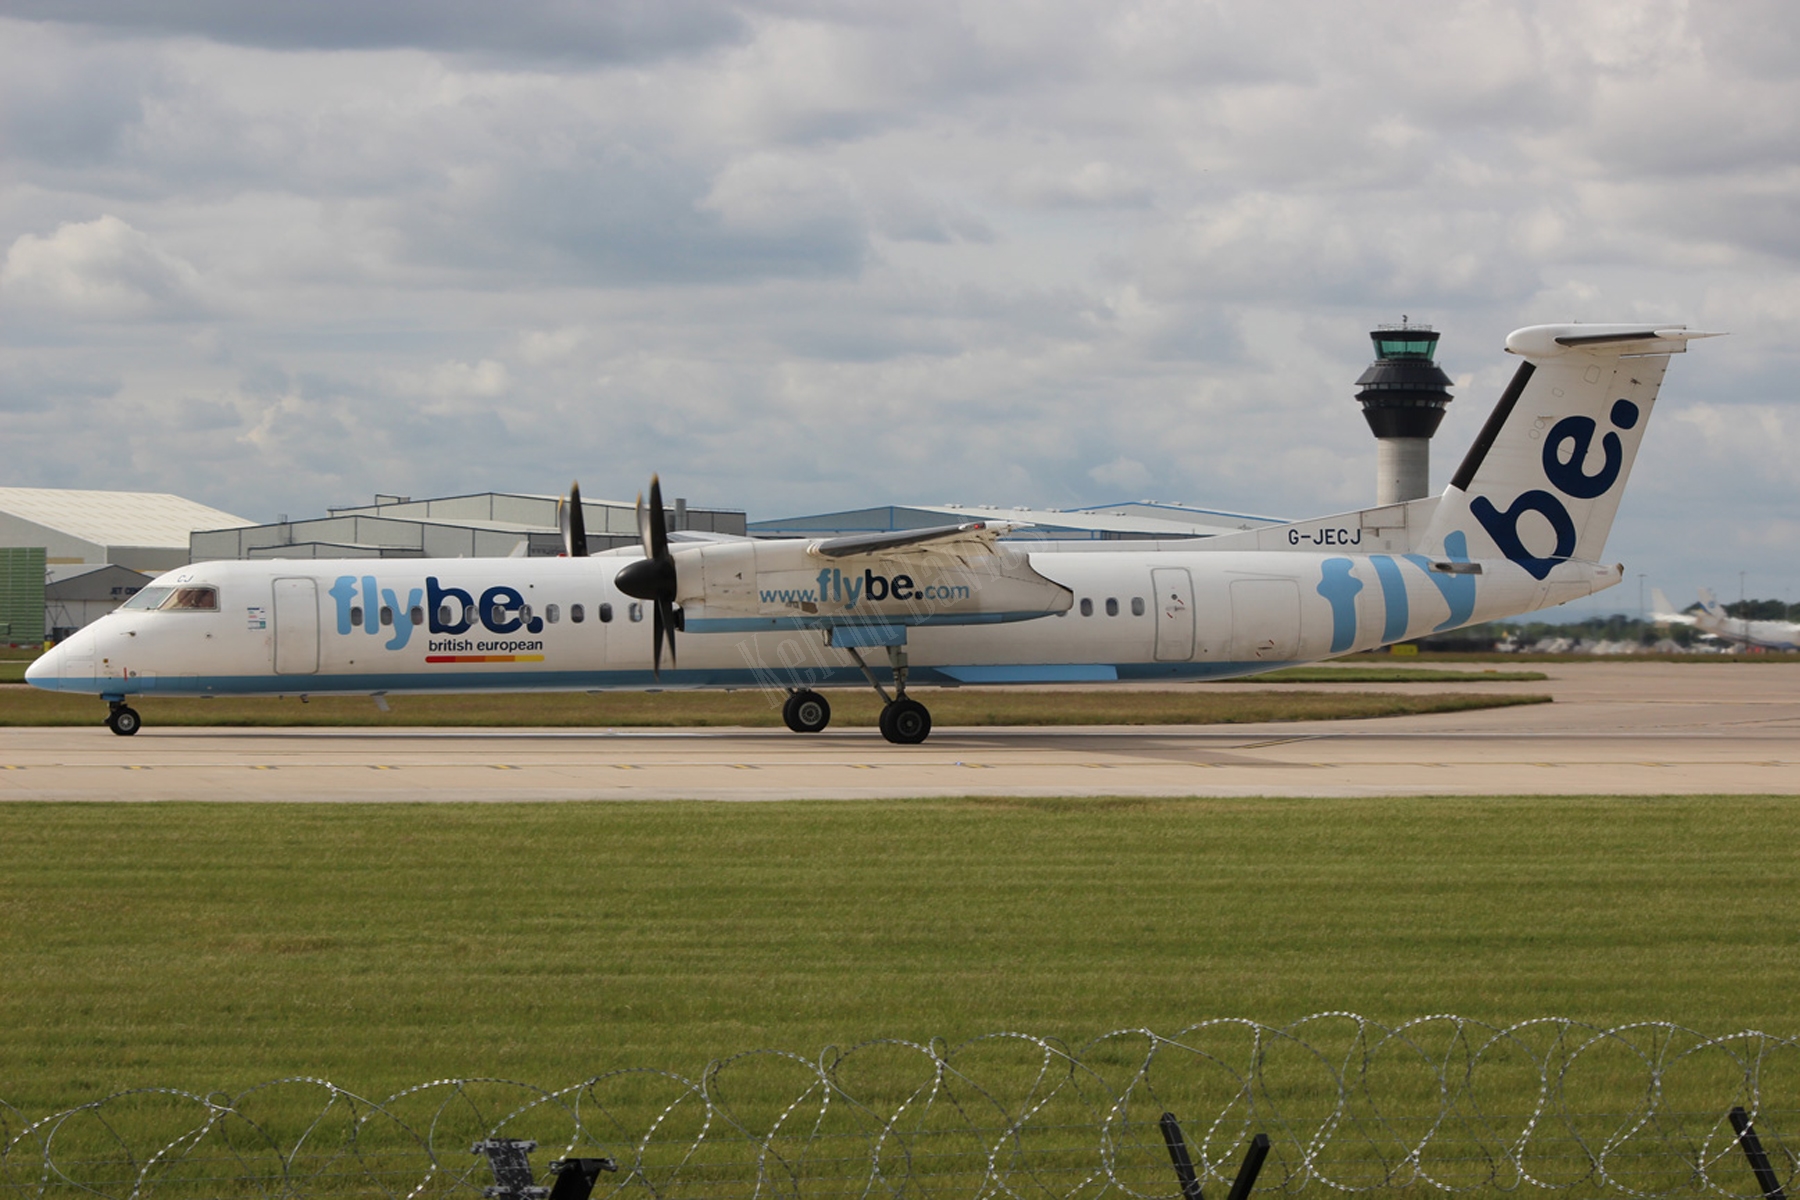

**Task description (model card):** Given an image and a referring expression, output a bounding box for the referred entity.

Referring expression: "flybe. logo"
[1470,398,1639,581]
[327,576,544,652]
[758,567,973,610]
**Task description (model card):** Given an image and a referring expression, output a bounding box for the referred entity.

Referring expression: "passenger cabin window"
[1105,598,1119,617]
[438,603,457,627]
[350,605,363,627]
[1079,598,1093,617]
[628,602,643,623]
[571,604,585,624]
[409,606,424,626]
[546,604,560,624]
[1131,597,1145,617]
[379,606,393,626]
[599,603,614,623]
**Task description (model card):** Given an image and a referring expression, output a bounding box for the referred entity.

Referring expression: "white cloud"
[1,215,209,319]
[1088,455,1150,493]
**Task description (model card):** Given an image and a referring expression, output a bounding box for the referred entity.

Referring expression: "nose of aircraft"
[24,643,64,689]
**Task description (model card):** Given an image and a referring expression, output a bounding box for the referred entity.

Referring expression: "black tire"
[782,690,832,734]
[878,698,931,745]
[108,706,142,736]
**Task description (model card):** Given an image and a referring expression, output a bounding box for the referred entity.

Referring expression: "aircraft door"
[1151,567,1195,661]
[273,578,320,675]
[1229,579,1301,661]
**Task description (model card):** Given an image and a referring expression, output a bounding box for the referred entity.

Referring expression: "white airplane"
[30,322,1717,742]
[1651,587,1800,651]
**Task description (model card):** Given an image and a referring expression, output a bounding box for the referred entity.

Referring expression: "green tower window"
[1373,334,1439,361]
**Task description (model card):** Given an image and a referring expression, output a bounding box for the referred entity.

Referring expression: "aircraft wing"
[808,521,1018,559]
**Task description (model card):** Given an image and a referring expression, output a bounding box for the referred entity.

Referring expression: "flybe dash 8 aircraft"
[29,323,1717,743]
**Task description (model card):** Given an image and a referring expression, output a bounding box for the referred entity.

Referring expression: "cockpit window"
[162,586,220,611]
[121,585,219,612]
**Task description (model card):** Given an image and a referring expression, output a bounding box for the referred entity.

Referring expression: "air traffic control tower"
[1354,320,1454,505]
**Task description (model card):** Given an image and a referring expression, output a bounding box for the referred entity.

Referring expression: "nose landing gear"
[106,702,142,736]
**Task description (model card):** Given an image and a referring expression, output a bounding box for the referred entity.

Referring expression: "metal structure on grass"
[2,1014,1795,1198]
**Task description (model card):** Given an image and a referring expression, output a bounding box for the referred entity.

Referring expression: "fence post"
[1730,1107,1788,1200]
[1159,1112,1205,1200]
[1225,1133,1271,1200]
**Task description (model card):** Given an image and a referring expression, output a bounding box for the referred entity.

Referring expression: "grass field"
[3,796,1792,1122]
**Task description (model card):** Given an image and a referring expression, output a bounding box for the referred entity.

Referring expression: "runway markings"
[613,764,641,770]
[249,765,277,771]
[728,764,758,770]
[490,764,519,771]
[369,765,397,771]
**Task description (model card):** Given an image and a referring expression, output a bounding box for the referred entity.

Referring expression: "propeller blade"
[558,481,589,557]
[651,599,666,678]
[645,474,668,561]
[619,474,680,678]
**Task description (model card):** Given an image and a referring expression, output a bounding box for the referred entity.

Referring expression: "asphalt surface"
[0,662,1793,800]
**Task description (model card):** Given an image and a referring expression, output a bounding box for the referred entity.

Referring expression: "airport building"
[0,487,252,573]
[188,491,747,562]
[749,501,1277,542]
[0,487,252,644]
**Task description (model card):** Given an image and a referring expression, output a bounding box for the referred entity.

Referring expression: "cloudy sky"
[2,1,1795,613]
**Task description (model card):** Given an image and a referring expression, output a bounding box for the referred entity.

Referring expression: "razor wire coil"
[3,1014,1795,1198]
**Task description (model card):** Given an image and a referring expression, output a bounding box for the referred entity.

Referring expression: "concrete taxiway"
[0,662,1794,801]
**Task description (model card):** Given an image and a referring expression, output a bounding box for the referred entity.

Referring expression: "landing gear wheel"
[878,698,931,745]
[107,705,142,736]
[782,690,832,734]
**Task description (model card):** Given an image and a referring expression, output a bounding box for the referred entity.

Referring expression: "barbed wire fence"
[3,1014,1794,1198]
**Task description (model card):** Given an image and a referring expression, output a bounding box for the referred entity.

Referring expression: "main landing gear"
[780,646,934,744]
[846,644,933,746]
[106,701,142,736]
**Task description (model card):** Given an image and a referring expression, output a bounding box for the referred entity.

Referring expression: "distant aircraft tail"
[1649,587,1695,626]
[1416,325,1718,572]
[1696,586,1724,617]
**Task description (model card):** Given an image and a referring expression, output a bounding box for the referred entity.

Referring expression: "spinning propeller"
[613,474,680,676]
[557,481,589,557]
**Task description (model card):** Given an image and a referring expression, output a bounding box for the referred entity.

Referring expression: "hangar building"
[0,487,252,572]
[189,491,746,561]
[0,488,252,644]
[749,500,1277,541]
